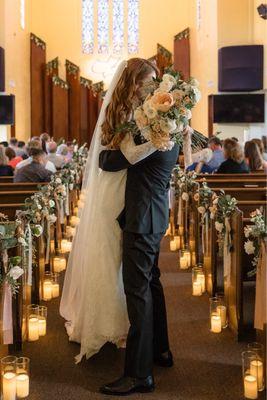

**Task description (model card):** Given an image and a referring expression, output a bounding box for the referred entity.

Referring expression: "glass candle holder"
[70,216,80,228]
[66,225,76,239]
[73,206,78,216]
[43,272,53,301]
[1,356,17,400]
[247,343,265,391]
[174,235,181,250]
[215,294,228,329]
[50,239,55,254]
[27,305,40,342]
[242,351,259,399]
[170,239,177,252]
[52,273,60,298]
[191,251,196,268]
[61,239,72,253]
[209,297,222,333]
[38,306,47,337]
[16,357,30,399]
[179,249,190,270]
[192,267,203,296]
[53,257,66,273]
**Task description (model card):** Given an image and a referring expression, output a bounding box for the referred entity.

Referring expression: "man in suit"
[99,142,179,396]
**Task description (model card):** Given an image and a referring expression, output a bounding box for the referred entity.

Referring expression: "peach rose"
[150,92,174,112]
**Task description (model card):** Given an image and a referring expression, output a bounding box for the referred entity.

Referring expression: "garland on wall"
[46,57,59,75]
[80,76,92,88]
[65,60,80,77]
[30,33,46,50]
[52,76,69,90]
[174,28,190,41]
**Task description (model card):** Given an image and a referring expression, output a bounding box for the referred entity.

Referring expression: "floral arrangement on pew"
[244,209,267,276]
[120,69,206,151]
[194,180,216,225]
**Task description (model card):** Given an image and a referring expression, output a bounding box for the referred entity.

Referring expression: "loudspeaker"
[0,47,4,92]
[219,45,263,92]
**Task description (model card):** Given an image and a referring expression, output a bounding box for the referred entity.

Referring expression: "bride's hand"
[183,126,193,137]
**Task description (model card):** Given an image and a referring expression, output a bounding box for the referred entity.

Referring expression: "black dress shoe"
[154,350,174,367]
[99,375,155,396]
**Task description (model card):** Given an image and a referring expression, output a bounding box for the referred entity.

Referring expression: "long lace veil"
[60,60,128,323]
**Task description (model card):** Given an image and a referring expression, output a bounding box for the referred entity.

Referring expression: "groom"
[99,140,179,396]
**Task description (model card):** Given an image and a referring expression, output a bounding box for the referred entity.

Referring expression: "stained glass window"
[128,0,139,54]
[20,0,25,30]
[113,0,124,54]
[82,0,139,55]
[98,0,109,54]
[82,0,94,54]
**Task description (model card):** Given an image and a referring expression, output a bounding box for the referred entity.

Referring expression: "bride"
[60,58,160,362]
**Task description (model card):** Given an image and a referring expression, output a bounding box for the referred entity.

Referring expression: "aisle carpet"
[17,238,264,400]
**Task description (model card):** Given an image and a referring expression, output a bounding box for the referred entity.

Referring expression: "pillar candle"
[217,305,227,328]
[184,251,191,267]
[250,360,264,390]
[244,375,258,399]
[174,236,181,250]
[211,314,222,333]
[38,317,47,336]
[197,274,206,293]
[3,372,17,400]
[53,258,62,273]
[43,281,53,301]
[28,317,39,341]
[170,240,176,252]
[16,374,29,398]
[192,281,202,296]
[52,283,60,298]
[180,257,188,270]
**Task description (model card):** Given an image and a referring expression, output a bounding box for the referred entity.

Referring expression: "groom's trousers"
[122,231,170,379]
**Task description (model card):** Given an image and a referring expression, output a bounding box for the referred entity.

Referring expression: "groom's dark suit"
[99,144,179,379]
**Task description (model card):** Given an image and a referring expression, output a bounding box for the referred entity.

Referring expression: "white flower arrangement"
[244,209,267,276]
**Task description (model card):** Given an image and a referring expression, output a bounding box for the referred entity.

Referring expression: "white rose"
[215,221,224,233]
[49,200,55,208]
[56,177,62,184]
[160,118,177,134]
[159,81,173,93]
[162,74,176,90]
[37,204,42,210]
[190,78,199,87]
[198,206,206,214]
[18,237,27,246]
[48,214,57,224]
[244,226,252,238]
[244,240,255,255]
[69,183,74,190]
[143,101,157,119]
[8,266,24,280]
[182,192,189,201]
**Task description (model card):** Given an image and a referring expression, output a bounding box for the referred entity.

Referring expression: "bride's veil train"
[60,60,129,362]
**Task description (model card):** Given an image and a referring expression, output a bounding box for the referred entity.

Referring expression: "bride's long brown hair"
[101,58,159,149]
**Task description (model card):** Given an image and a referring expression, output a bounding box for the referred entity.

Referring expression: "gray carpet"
[15,238,265,399]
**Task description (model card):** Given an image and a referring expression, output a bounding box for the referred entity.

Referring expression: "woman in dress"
[60,58,159,362]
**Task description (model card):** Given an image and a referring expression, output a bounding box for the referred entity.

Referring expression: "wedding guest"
[206,136,225,171]
[47,141,66,169]
[0,141,8,148]
[57,144,69,161]
[217,139,250,174]
[40,132,50,154]
[9,137,19,153]
[5,147,23,169]
[0,145,13,176]
[14,148,52,183]
[262,135,267,161]
[244,140,266,172]
[66,141,74,161]
[16,139,56,173]
[17,140,28,159]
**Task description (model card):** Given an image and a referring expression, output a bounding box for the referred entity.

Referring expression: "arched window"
[82,0,139,55]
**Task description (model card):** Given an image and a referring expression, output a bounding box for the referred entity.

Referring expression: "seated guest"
[187,148,214,173]
[0,141,8,148]
[57,144,69,161]
[17,141,28,159]
[9,137,18,153]
[262,135,267,161]
[0,145,13,176]
[217,138,250,174]
[206,136,225,172]
[251,138,267,170]
[244,141,266,172]
[40,132,50,154]
[66,141,74,161]
[16,139,56,173]
[5,147,23,169]
[47,141,65,169]
[14,148,52,183]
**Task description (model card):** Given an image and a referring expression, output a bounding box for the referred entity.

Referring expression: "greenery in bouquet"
[171,166,198,201]
[132,69,202,151]
[244,209,267,276]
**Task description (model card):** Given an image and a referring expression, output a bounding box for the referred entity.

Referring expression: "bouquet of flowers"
[133,69,204,151]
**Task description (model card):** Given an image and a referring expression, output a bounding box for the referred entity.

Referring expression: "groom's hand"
[99,149,131,172]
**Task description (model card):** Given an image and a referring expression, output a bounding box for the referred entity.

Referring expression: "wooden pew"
[0,204,24,219]
[199,179,267,188]
[212,187,267,202]
[0,183,47,192]
[0,176,13,183]
[0,191,36,204]
[198,173,266,180]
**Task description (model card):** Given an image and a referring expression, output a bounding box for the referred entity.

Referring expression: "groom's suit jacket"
[99,144,179,234]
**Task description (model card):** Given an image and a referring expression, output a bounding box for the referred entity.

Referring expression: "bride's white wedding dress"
[60,61,156,362]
